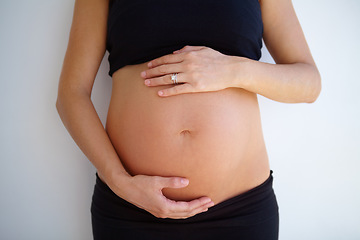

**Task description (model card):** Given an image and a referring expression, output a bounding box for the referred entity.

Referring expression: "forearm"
[55,90,131,190]
[230,57,321,103]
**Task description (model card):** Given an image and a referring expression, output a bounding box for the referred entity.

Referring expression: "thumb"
[159,177,189,189]
[173,45,204,54]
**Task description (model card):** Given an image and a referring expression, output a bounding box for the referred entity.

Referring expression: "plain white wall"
[0,0,359,239]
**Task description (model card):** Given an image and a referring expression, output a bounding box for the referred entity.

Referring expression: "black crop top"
[106,0,263,77]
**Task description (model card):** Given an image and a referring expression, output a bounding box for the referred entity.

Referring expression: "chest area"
[108,0,263,40]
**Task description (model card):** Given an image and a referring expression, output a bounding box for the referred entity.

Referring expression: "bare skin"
[56,0,320,219]
[106,61,270,205]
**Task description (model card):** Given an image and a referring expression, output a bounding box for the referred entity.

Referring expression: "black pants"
[91,170,279,240]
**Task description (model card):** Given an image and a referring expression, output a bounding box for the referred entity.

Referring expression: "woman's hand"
[140,45,249,97]
[110,173,215,219]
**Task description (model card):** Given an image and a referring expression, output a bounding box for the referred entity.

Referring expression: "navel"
[179,129,191,136]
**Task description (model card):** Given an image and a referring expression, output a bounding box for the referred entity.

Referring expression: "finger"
[158,83,194,97]
[185,200,215,218]
[163,197,214,218]
[161,202,212,219]
[147,46,206,68]
[166,196,212,213]
[147,52,184,68]
[144,72,185,87]
[157,176,189,189]
[173,45,206,54]
[181,196,214,211]
[141,62,182,79]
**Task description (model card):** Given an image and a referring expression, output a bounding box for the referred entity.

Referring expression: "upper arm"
[58,0,109,97]
[260,0,316,66]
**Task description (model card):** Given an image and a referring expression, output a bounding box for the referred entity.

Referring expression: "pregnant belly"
[105,62,270,204]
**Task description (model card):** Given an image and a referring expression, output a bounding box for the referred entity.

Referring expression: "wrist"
[99,165,132,195]
[229,56,255,89]
[108,170,133,197]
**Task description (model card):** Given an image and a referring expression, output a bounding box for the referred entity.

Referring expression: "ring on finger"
[171,73,179,85]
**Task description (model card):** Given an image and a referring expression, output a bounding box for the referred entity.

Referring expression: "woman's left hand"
[140,45,246,97]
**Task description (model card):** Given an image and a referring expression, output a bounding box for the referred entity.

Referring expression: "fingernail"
[141,71,146,77]
[181,178,189,185]
[158,90,164,96]
[147,62,152,67]
[145,80,150,85]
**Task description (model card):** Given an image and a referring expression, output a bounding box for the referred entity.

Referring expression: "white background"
[1,0,359,239]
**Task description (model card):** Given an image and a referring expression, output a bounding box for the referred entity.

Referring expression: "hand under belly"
[105,63,269,204]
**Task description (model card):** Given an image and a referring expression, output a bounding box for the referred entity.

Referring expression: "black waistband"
[92,170,277,226]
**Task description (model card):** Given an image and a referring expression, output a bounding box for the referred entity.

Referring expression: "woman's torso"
[104,0,269,205]
[105,62,270,205]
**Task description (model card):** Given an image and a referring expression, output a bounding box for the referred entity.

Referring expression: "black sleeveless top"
[106,0,263,77]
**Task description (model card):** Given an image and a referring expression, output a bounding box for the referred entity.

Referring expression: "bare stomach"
[105,61,270,205]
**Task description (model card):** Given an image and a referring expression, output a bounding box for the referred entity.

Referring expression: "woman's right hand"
[108,173,215,219]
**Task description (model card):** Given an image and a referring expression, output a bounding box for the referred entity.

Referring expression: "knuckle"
[194,79,206,90]
[172,87,179,94]
[183,205,191,213]
[164,55,170,63]
[192,71,200,80]
[163,75,170,84]
[183,62,193,71]
[186,51,196,59]
[158,65,166,74]
[199,82,206,90]
[152,176,162,187]
[160,57,166,65]
[170,178,178,186]
[188,71,197,80]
